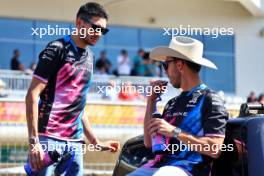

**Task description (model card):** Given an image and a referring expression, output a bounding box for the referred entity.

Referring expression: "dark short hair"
[13,49,19,54]
[143,52,150,60]
[138,49,144,54]
[185,60,201,73]
[77,2,108,20]
[172,57,201,73]
[121,49,127,55]
[100,50,106,54]
[258,94,264,102]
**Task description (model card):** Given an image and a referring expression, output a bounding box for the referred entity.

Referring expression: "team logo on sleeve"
[187,92,202,107]
[65,51,76,62]
[189,92,201,104]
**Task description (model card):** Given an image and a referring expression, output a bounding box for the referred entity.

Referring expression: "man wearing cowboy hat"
[128,36,228,176]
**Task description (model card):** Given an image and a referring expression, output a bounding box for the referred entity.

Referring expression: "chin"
[172,82,180,89]
[84,38,97,46]
[84,41,95,46]
[172,85,180,89]
[88,42,96,46]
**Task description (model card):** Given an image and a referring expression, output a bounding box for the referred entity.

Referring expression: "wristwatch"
[173,127,182,138]
[29,136,39,144]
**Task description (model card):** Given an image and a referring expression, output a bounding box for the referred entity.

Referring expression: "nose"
[91,34,100,41]
[164,68,168,76]
[96,31,103,37]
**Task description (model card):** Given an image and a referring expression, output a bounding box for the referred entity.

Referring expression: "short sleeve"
[33,41,63,83]
[202,92,229,137]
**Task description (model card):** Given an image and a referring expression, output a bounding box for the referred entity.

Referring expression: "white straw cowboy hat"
[150,36,217,69]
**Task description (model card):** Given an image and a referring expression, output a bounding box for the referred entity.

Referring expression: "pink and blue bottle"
[24,150,60,176]
[151,96,167,154]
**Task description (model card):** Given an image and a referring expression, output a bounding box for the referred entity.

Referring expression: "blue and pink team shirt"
[33,35,93,141]
[145,84,229,176]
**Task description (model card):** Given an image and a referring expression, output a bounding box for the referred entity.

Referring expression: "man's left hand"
[148,118,176,137]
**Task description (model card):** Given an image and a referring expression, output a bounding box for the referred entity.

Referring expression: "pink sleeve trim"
[33,74,48,84]
[234,139,245,146]
[205,133,225,138]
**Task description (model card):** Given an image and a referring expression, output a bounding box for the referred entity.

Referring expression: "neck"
[70,35,87,49]
[181,73,202,92]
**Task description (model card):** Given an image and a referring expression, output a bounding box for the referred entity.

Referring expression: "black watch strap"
[29,137,39,144]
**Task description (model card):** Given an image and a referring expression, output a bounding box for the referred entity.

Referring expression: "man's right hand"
[96,140,120,152]
[29,143,45,171]
[148,80,168,101]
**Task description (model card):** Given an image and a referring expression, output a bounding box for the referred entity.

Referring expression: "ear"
[176,60,184,72]
[76,17,82,28]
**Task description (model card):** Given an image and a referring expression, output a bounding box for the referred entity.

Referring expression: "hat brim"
[150,46,217,70]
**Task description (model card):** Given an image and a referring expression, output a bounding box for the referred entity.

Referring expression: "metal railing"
[0,69,244,108]
[0,69,178,102]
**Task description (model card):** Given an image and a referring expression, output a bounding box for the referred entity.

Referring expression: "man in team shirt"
[128,36,229,176]
[26,2,119,175]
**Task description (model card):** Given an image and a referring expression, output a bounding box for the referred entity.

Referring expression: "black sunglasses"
[80,17,109,35]
[162,59,175,70]
[162,57,183,70]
